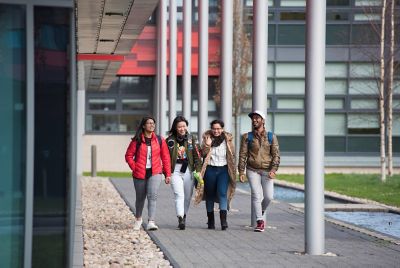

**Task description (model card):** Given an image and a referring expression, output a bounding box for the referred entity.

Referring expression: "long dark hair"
[168,116,189,137]
[133,115,156,143]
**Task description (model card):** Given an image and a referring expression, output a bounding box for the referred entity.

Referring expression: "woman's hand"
[239,174,245,183]
[205,136,212,146]
[165,176,171,184]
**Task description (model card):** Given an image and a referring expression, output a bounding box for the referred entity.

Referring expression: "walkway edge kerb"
[275,179,400,214]
[109,178,180,268]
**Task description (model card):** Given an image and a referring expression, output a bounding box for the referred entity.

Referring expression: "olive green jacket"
[238,131,280,176]
[166,134,202,173]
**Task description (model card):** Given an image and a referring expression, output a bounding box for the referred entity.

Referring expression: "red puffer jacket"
[125,133,171,179]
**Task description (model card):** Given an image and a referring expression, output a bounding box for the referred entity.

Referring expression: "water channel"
[237,183,400,239]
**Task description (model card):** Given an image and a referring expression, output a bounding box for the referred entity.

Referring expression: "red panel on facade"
[117,25,221,76]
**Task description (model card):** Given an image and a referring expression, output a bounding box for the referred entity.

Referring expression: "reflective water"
[326,211,400,239]
[238,182,400,239]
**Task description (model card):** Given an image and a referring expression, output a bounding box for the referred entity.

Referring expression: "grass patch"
[83,171,131,178]
[276,173,400,207]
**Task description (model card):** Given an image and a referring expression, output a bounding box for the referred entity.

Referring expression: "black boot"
[207,212,215,229]
[220,210,228,230]
[178,216,185,230]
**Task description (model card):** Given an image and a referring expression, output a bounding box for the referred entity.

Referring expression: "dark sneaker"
[254,220,265,232]
[178,216,185,230]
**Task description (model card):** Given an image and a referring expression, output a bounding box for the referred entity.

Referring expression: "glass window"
[326,99,344,109]
[326,25,350,45]
[348,114,379,134]
[326,114,346,135]
[120,76,155,94]
[246,0,274,6]
[325,137,346,152]
[354,13,381,21]
[327,0,350,5]
[326,80,347,94]
[267,80,274,94]
[350,63,378,78]
[352,25,380,45]
[277,99,304,109]
[278,25,305,45]
[394,99,400,110]
[281,0,306,7]
[278,136,305,152]
[276,63,305,78]
[326,63,347,78]
[88,99,116,111]
[0,4,26,267]
[192,100,217,112]
[120,115,142,132]
[351,99,378,109]
[349,80,378,95]
[355,0,382,6]
[122,99,149,110]
[326,12,349,21]
[33,6,71,267]
[393,114,400,136]
[276,80,305,94]
[275,113,304,135]
[348,137,379,152]
[86,114,119,132]
[280,12,306,21]
[268,24,276,45]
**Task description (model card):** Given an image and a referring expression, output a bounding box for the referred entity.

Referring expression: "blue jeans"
[204,165,229,212]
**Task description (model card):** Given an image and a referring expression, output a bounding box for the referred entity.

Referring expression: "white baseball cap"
[248,110,266,120]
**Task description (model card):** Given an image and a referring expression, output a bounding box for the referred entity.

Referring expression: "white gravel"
[81,177,172,267]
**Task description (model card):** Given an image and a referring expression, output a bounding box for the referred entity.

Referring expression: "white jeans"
[247,169,274,221]
[170,163,195,217]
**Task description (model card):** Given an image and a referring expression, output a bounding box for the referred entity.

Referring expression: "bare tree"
[387,0,395,176]
[379,0,387,182]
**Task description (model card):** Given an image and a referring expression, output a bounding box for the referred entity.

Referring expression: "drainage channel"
[237,183,400,239]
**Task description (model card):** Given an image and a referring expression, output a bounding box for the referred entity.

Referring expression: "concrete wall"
[83,135,132,172]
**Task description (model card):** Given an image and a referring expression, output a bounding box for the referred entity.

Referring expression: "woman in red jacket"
[125,116,171,231]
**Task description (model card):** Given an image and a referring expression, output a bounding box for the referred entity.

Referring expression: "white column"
[305,0,326,255]
[198,0,209,136]
[76,61,85,176]
[169,0,177,126]
[157,0,168,135]
[221,0,233,132]
[251,0,268,227]
[182,0,192,121]
[252,0,268,113]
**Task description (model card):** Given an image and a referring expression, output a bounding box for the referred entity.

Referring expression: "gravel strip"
[81,177,171,267]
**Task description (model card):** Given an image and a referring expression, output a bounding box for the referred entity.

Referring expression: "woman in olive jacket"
[166,116,202,230]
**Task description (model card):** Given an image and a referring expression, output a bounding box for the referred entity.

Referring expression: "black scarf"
[211,134,225,147]
[176,133,188,146]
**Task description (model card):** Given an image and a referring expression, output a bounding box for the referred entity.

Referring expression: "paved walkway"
[111,178,400,268]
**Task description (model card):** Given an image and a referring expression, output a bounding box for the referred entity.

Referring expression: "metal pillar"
[221,0,233,132]
[198,0,208,136]
[76,61,85,176]
[157,0,167,135]
[169,0,177,126]
[182,0,192,122]
[305,0,326,255]
[251,0,268,227]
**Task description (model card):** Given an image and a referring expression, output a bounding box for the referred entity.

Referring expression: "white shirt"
[146,145,152,168]
[209,140,227,166]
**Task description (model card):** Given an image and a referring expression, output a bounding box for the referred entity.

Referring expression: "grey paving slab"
[111,178,400,268]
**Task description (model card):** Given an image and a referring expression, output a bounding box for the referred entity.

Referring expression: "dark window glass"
[278,25,305,45]
[120,115,143,132]
[326,12,349,21]
[325,137,346,152]
[269,24,276,45]
[348,128,379,134]
[122,99,149,110]
[279,136,305,152]
[0,4,26,267]
[393,137,400,153]
[280,12,306,21]
[348,136,379,152]
[326,25,350,45]
[352,24,379,45]
[119,76,155,94]
[327,0,350,6]
[33,7,71,267]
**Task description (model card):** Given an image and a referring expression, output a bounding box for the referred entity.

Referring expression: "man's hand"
[268,170,276,179]
[165,176,171,184]
[239,174,245,183]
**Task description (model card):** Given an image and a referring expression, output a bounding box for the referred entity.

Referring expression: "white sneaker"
[147,220,158,231]
[133,218,142,231]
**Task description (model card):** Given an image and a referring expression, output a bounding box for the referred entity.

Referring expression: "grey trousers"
[246,169,274,221]
[133,174,162,221]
